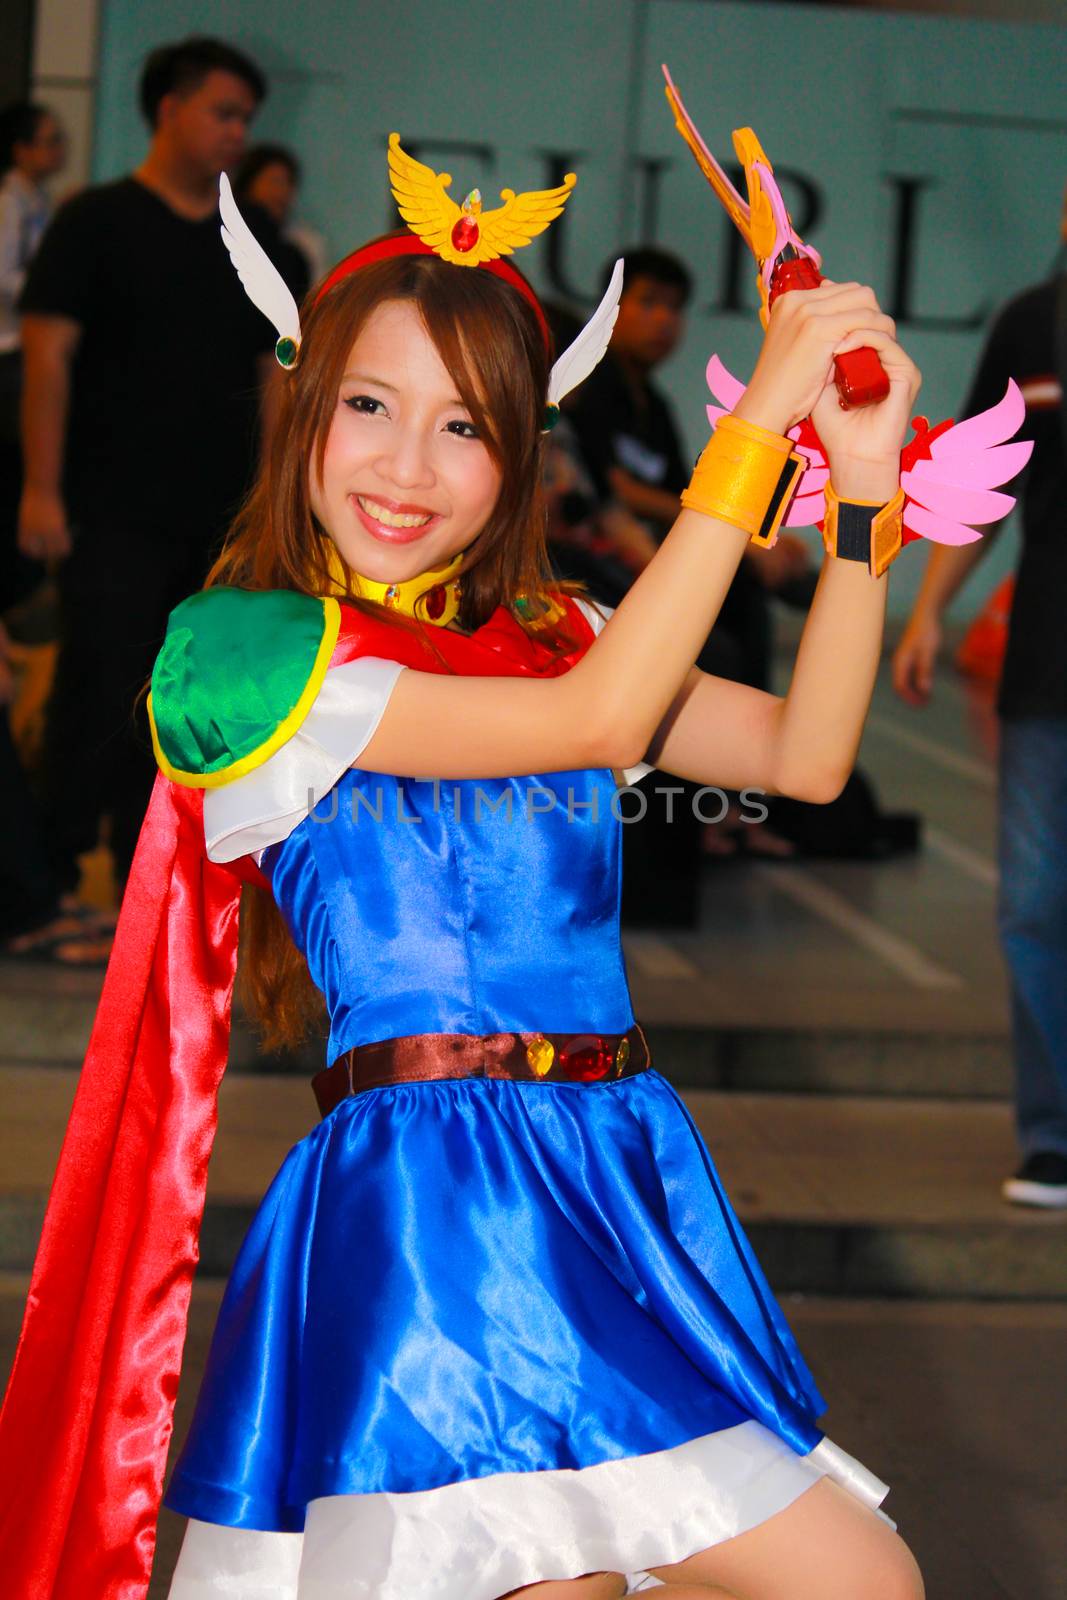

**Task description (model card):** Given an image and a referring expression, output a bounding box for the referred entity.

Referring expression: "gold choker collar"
[326,546,463,627]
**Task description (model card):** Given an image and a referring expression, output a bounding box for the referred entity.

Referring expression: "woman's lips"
[351,494,442,544]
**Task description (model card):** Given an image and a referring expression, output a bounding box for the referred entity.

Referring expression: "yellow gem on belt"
[614,1037,630,1076]
[526,1035,555,1078]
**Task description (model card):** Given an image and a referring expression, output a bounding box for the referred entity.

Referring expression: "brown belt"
[312,1023,651,1119]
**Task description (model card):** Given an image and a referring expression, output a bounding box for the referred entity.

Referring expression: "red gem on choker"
[425,583,447,620]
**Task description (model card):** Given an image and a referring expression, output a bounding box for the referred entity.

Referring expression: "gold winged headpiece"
[387,133,577,266]
[219,133,621,418]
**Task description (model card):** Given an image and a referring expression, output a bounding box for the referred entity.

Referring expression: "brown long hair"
[212,243,588,1051]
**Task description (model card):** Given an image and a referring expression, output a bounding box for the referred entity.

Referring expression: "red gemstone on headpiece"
[558,1035,613,1083]
[425,583,447,620]
[451,216,479,253]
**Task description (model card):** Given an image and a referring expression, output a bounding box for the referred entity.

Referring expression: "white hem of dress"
[168,1422,890,1600]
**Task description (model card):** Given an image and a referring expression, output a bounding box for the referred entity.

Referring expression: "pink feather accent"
[930,379,1025,457]
[903,502,983,546]
[706,355,746,410]
[907,441,1032,489]
[899,382,1032,541]
[899,474,1015,526]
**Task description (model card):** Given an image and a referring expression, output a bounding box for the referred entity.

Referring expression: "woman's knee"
[649,1479,923,1600]
[862,1531,924,1600]
[499,1572,628,1600]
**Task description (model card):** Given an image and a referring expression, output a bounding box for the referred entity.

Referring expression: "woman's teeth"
[358,496,432,529]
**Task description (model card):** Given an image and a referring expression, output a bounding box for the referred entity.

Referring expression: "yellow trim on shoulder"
[148,597,343,789]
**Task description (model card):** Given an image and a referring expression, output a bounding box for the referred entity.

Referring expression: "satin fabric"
[0,778,258,1597]
[0,595,603,1600]
[267,765,634,1060]
[166,1071,824,1532]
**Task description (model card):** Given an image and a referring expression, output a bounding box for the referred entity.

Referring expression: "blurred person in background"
[233,142,315,303]
[14,37,278,950]
[0,101,66,614]
[542,298,659,607]
[893,184,1067,1209]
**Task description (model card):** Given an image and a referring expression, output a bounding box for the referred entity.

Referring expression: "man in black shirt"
[566,249,691,522]
[17,37,276,899]
[894,237,1067,1207]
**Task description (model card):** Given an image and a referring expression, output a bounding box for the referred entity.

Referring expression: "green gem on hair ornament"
[217,172,302,373]
[275,336,299,370]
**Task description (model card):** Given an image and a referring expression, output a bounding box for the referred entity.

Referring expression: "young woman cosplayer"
[0,141,926,1600]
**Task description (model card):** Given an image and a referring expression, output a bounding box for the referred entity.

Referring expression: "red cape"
[0,596,594,1598]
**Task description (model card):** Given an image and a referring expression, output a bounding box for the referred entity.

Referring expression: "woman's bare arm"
[359,496,752,779]
[643,550,888,802]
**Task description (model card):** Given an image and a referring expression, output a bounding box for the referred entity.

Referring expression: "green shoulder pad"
[148,588,341,788]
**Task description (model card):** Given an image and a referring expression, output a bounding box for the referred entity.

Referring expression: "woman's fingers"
[832,328,921,397]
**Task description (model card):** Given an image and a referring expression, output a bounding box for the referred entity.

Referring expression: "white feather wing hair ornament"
[219,172,302,368]
[544,259,625,429]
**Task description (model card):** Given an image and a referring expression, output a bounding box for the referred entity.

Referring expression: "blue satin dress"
[165,763,826,1534]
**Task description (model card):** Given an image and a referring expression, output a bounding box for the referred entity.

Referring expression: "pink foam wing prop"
[930,379,1026,458]
[902,502,983,546]
[906,442,1032,490]
[900,381,1032,545]
[898,474,1015,526]
[706,354,746,411]
[703,359,1033,546]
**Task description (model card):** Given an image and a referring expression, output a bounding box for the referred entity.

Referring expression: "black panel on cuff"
[836,501,879,562]
[756,456,805,544]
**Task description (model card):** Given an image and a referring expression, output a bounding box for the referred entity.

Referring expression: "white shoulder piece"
[203,656,405,863]
[574,599,654,787]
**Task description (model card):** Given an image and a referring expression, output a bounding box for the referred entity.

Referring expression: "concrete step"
[0,969,1011,1098]
[643,1024,1011,1100]
[2,1065,1061,1299]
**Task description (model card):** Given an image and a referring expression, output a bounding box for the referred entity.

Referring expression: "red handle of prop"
[768,257,891,410]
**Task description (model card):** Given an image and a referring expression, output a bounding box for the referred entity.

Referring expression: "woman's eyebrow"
[342,370,398,390]
[341,371,469,409]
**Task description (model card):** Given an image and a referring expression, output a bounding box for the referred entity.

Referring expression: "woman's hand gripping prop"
[663,67,1032,575]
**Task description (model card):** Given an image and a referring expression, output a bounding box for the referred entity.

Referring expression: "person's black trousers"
[38,526,216,890]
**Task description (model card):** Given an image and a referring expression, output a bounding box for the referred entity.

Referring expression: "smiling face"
[310,299,503,585]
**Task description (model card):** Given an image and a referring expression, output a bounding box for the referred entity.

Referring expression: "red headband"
[314,233,551,349]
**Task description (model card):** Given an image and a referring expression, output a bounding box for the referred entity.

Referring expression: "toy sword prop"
[662,65,1033,551]
[663,65,889,408]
